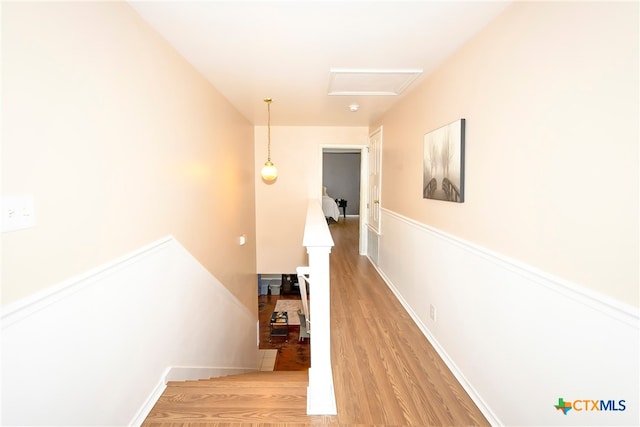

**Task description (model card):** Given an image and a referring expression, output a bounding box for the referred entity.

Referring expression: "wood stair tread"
[143,371,319,426]
[145,407,329,423]
[156,386,307,407]
[167,371,308,387]
[143,218,488,426]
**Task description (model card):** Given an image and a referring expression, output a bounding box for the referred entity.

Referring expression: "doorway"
[321,145,367,254]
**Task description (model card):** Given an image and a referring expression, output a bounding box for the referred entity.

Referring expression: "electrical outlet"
[1,195,36,232]
[430,304,437,322]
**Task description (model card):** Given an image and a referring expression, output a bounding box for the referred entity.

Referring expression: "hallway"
[143,216,489,426]
[328,216,489,425]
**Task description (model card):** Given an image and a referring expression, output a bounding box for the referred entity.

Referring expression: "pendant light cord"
[265,97,272,163]
[267,100,271,162]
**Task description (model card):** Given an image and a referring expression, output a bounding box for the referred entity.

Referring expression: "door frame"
[367,126,383,236]
[319,144,368,255]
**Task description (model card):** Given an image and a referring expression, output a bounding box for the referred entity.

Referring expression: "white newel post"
[302,200,336,415]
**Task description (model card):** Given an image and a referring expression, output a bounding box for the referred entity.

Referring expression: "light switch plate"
[1,195,36,232]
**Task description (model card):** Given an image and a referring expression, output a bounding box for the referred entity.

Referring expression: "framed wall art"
[423,118,466,203]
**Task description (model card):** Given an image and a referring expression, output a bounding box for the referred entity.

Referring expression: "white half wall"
[1,237,259,426]
[377,209,639,426]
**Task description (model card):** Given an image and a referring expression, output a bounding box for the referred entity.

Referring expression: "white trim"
[2,237,260,426]
[367,126,383,235]
[2,235,256,329]
[328,68,423,96]
[369,260,501,426]
[129,366,258,426]
[381,208,638,326]
[303,200,335,248]
[164,366,257,383]
[306,367,337,415]
[128,370,168,427]
[303,203,337,415]
[366,223,381,236]
[373,208,639,426]
[1,236,173,328]
[320,143,369,255]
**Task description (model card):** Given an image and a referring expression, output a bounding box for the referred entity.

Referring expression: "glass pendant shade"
[261,98,277,183]
[261,161,278,182]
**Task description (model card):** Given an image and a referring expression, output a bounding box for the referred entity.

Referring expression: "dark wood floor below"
[258,293,310,371]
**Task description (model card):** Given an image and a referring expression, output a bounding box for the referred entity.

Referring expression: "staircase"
[142,371,335,426]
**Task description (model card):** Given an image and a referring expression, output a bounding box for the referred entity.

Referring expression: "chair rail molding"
[1,236,259,427]
[375,208,639,426]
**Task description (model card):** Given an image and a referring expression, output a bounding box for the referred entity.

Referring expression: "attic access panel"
[328,68,423,96]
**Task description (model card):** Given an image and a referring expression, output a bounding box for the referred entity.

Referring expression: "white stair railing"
[296,266,310,330]
[298,199,336,415]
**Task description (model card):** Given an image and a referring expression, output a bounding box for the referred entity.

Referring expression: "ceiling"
[129,1,510,126]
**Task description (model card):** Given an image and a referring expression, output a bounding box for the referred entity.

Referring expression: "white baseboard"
[129,365,259,426]
[370,261,501,425]
[372,208,639,426]
[129,371,168,427]
[306,367,337,415]
[164,366,257,383]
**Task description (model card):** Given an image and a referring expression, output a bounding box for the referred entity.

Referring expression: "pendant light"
[261,98,278,183]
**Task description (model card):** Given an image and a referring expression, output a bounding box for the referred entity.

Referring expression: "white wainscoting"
[376,209,639,426]
[367,225,380,266]
[1,237,259,427]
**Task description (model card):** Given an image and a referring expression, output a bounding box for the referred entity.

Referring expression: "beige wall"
[1,2,258,309]
[374,1,639,306]
[255,126,368,273]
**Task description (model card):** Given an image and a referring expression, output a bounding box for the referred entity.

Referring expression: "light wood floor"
[144,216,489,426]
[328,217,488,426]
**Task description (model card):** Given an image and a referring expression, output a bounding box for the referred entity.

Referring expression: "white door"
[367,127,382,234]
